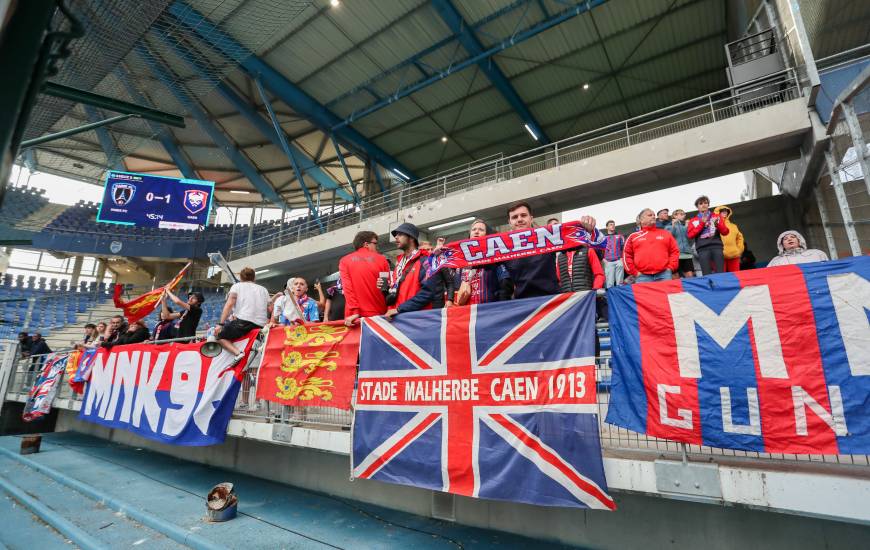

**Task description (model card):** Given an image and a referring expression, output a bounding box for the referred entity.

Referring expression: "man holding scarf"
[503,202,604,299]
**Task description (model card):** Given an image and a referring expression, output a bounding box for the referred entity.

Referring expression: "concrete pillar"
[824,149,861,256]
[813,185,839,260]
[246,206,256,257]
[95,258,108,283]
[69,255,84,288]
[787,0,820,104]
[842,101,870,197]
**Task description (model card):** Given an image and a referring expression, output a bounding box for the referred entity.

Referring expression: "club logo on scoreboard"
[111,182,136,206]
[183,189,209,214]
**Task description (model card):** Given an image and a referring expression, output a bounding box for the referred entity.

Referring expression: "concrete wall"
[55,411,870,550]
[230,99,811,284]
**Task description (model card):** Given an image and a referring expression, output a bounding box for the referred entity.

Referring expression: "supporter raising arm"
[161,289,204,338]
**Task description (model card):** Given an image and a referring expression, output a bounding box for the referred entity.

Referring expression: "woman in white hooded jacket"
[767,230,829,267]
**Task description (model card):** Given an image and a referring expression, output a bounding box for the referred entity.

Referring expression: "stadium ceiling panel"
[33,0,862,210]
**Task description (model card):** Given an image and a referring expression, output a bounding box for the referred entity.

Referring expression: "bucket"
[20,435,41,455]
[206,482,237,522]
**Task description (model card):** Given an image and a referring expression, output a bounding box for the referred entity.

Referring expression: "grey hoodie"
[767,230,829,266]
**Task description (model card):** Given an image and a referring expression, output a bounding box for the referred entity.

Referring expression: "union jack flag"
[352,292,615,510]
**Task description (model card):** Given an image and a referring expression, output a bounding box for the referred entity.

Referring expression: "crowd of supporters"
[20,193,830,366]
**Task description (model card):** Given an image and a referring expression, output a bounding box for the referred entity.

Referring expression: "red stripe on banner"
[478,293,574,367]
[489,413,616,510]
[367,319,433,370]
[634,280,703,445]
[735,267,838,454]
[358,412,441,479]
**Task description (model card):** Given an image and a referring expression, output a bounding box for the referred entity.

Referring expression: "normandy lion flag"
[256,322,361,410]
[113,262,190,324]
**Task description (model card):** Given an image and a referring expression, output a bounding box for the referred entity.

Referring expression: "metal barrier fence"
[5,334,866,469]
[229,68,802,260]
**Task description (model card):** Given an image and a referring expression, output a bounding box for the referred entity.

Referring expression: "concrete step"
[0,446,177,549]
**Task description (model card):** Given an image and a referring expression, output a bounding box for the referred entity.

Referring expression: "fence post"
[709,95,716,122]
[554,142,560,168]
[824,149,862,256]
[624,121,631,145]
[0,342,19,416]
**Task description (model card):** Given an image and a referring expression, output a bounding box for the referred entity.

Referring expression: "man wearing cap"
[382,222,430,311]
[162,288,204,339]
[655,208,671,230]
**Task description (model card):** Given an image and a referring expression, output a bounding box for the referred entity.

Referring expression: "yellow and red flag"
[113,262,190,324]
[256,322,360,410]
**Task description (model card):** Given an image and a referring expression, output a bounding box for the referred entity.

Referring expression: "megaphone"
[200,327,222,358]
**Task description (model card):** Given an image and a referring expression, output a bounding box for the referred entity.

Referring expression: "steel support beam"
[42,81,186,128]
[168,1,415,181]
[326,0,528,109]
[824,149,862,256]
[83,105,124,170]
[842,101,870,197]
[157,33,354,203]
[255,77,324,232]
[115,67,197,179]
[133,44,285,207]
[333,0,607,129]
[20,114,136,149]
[813,184,839,259]
[431,0,549,143]
[331,134,360,205]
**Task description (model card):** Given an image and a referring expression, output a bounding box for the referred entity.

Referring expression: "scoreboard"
[96,171,215,230]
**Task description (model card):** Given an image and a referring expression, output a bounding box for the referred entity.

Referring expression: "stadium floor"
[0,431,574,549]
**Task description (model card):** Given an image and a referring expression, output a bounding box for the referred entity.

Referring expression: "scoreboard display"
[96,171,215,230]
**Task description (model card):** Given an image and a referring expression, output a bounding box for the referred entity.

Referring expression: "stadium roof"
[20,0,864,212]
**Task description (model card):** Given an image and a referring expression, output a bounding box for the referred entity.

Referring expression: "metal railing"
[4,337,868,468]
[229,68,802,260]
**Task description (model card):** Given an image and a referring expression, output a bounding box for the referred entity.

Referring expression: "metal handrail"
[229,68,802,260]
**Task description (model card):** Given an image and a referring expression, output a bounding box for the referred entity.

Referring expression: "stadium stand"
[0,276,113,341]
[0,187,49,226]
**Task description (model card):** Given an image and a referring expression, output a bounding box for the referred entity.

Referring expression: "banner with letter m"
[605,256,870,454]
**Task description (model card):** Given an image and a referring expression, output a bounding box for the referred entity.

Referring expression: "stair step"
[0,450,177,548]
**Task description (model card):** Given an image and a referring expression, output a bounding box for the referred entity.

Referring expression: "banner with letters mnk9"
[79,332,258,446]
[605,256,870,455]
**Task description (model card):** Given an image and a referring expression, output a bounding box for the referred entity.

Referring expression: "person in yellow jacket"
[714,205,744,271]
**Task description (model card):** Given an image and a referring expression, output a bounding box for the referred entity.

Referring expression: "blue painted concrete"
[0,490,72,549]
[0,445,177,548]
[0,433,574,549]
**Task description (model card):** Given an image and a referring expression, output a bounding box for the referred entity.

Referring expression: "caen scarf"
[433,220,605,270]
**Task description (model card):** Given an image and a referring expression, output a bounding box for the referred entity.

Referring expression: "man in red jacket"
[623,208,680,283]
[339,231,390,326]
[383,223,431,317]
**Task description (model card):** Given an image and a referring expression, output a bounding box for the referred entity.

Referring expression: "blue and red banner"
[78,331,258,446]
[23,354,68,421]
[605,256,870,455]
[352,292,615,510]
